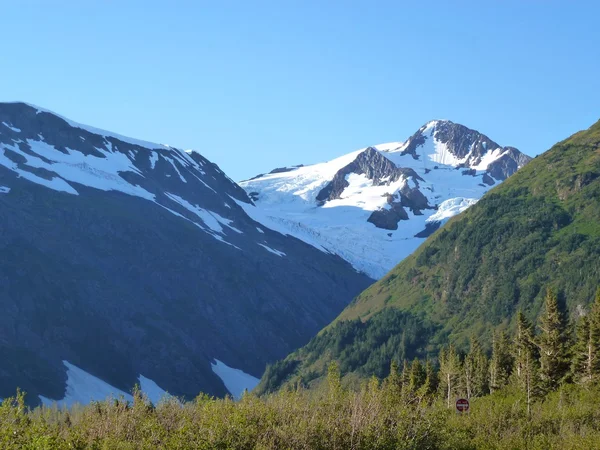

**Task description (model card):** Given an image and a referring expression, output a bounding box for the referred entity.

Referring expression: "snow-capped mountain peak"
[240,120,531,279]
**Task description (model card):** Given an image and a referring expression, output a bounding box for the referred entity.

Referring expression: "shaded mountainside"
[0,102,373,404]
[241,120,531,279]
[257,119,600,394]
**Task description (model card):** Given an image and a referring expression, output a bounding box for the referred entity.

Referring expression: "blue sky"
[3,1,599,180]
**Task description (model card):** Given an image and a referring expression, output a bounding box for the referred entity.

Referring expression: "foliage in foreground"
[3,371,600,449]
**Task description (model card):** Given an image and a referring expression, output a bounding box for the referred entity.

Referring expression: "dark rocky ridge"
[0,102,374,404]
[398,120,531,180]
[315,147,433,230]
[315,147,424,204]
[487,147,532,180]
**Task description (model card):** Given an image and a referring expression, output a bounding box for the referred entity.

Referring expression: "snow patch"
[37,362,172,408]
[210,359,259,400]
[138,375,169,405]
[0,139,157,199]
[427,197,478,223]
[149,151,159,169]
[164,156,187,183]
[39,361,132,408]
[0,186,9,194]
[258,243,286,257]
[165,193,240,235]
[1,121,21,133]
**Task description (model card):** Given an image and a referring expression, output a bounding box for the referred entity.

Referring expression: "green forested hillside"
[258,119,600,393]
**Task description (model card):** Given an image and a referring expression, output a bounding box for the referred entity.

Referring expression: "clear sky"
[3,1,599,180]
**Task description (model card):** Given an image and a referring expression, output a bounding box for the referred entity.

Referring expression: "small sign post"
[456,398,469,413]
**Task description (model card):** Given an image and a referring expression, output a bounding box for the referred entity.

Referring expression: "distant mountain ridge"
[0,102,373,404]
[241,120,531,278]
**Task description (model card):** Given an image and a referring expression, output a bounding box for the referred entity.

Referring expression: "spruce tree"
[407,358,426,394]
[464,336,489,398]
[571,290,600,384]
[590,289,600,378]
[417,360,437,401]
[438,344,462,408]
[513,310,539,414]
[538,288,569,392]
[572,315,592,383]
[400,359,410,393]
[385,360,402,396]
[489,330,513,393]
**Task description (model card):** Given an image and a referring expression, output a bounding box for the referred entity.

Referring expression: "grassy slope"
[257,119,600,394]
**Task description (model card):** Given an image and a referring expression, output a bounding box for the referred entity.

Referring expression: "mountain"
[240,120,531,279]
[256,119,600,394]
[0,102,373,404]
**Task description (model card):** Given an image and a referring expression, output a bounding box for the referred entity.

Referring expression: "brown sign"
[456,398,469,413]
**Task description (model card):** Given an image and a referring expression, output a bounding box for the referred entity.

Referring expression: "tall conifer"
[490,330,513,393]
[514,310,539,414]
[538,289,569,391]
[464,336,489,398]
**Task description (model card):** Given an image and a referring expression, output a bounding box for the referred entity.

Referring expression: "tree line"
[388,289,600,415]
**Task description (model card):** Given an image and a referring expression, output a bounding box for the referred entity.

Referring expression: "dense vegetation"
[4,289,600,449]
[258,309,439,394]
[259,119,600,391]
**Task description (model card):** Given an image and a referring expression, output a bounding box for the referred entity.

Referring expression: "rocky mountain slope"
[241,120,531,278]
[257,119,600,394]
[0,102,373,404]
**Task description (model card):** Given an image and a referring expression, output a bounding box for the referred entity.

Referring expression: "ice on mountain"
[231,196,330,254]
[39,361,133,408]
[165,193,223,233]
[149,151,159,169]
[210,359,260,400]
[427,197,478,223]
[37,361,171,408]
[138,375,169,405]
[164,156,188,183]
[0,139,160,199]
[165,193,242,235]
[0,145,80,195]
[258,243,286,257]
[0,186,11,193]
[1,122,21,133]
[239,127,508,278]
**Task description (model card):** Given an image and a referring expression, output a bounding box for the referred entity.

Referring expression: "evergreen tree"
[513,310,539,414]
[438,344,462,408]
[400,359,410,392]
[490,331,513,392]
[417,360,437,401]
[489,331,513,393]
[384,360,402,396]
[464,336,489,398]
[571,290,600,384]
[572,315,592,383]
[407,358,426,394]
[538,289,569,392]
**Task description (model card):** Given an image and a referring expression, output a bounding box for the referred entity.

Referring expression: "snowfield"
[39,361,169,407]
[211,359,260,400]
[240,122,522,278]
